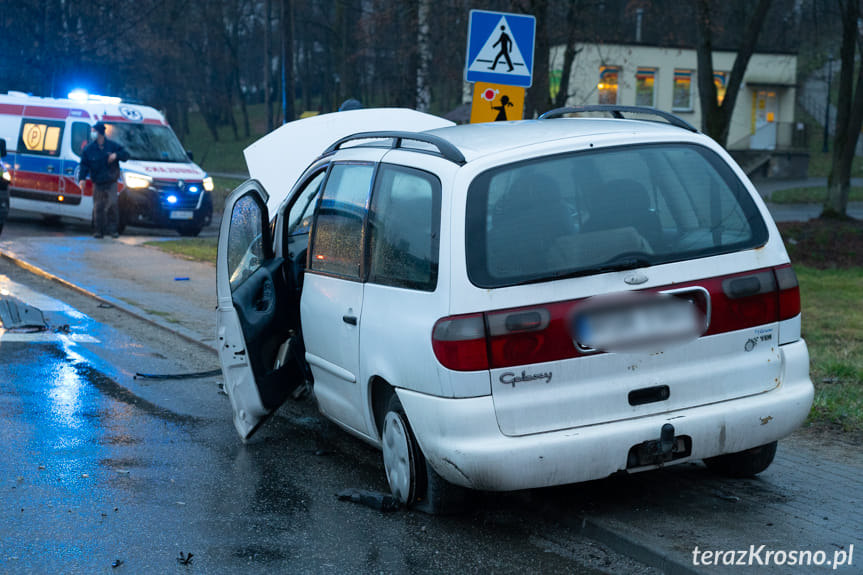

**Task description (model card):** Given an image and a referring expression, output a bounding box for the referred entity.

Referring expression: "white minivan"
[217,107,813,513]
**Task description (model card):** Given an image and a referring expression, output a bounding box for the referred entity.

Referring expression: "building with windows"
[551,43,799,153]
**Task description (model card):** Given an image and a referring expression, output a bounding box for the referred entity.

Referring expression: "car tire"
[177,225,202,237]
[381,394,466,514]
[117,208,128,235]
[704,440,778,478]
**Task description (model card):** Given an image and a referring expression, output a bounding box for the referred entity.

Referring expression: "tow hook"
[659,423,675,457]
[626,423,692,469]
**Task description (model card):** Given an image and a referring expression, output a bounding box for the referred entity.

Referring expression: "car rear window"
[465,143,768,288]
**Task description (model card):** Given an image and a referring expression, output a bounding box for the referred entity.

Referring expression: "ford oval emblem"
[624,272,649,285]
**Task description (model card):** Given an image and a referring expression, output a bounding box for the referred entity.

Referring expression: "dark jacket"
[78,138,130,184]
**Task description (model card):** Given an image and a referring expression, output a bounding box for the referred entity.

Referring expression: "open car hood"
[244,108,455,214]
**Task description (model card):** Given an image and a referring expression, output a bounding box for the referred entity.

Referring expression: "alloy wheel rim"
[382,411,413,503]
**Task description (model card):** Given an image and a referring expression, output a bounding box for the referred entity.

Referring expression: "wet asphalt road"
[0,261,635,575]
[2,217,862,574]
[0,342,624,575]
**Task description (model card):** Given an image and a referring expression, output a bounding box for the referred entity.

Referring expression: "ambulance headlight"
[202,176,214,192]
[124,172,152,189]
[167,195,178,204]
[2,170,10,182]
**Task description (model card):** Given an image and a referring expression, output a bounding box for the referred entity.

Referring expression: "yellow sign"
[470,82,525,124]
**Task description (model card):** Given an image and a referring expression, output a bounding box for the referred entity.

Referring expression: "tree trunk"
[264,0,274,132]
[825,0,862,217]
[523,0,550,119]
[695,0,772,147]
[283,0,296,123]
[416,0,431,112]
[552,0,580,108]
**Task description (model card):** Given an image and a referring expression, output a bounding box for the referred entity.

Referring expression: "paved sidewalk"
[0,234,217,352]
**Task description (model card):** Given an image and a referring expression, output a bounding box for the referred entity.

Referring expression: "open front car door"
[217,180,303,439]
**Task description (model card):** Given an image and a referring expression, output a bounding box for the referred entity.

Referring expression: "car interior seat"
[583,178,662,251]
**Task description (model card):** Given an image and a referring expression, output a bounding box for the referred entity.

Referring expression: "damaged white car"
[217,106,813,513]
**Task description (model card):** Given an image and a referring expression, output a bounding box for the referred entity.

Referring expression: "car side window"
[71,122,91,158]
[227,194,266,291]
[368,165,441,291]
[286,170,326,262]
[18,118,64,157]
[309,163,374,279]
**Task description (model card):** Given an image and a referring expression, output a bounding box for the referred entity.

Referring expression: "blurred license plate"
[574,293,705,353]
[170,210,194,220]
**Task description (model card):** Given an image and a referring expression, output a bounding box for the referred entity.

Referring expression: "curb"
[570,515,705,575]
[0,248,218,356]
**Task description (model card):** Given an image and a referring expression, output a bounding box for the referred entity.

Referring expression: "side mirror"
[186,150,194,162]
[0,138,6,158]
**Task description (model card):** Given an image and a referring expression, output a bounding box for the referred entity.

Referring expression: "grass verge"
[771,186,863,204]
[144,237,218,264]
[797,266,863,432]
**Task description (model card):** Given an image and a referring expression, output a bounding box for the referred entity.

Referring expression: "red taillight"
[432,314,489,371]
[705,265,800,335]
[432,266,802,372]
[775,265,801,320]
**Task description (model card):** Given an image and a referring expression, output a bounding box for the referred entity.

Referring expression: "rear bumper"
[398,339,813,491]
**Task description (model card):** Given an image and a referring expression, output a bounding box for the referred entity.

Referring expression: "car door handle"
[65,167,75,175]
[45,165,54,173]
[342,315,358,326]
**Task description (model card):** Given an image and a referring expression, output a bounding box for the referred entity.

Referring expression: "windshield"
[104,123,189,162]
[465,143,768,288]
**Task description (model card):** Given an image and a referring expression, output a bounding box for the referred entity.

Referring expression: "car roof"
[423,118,699,163]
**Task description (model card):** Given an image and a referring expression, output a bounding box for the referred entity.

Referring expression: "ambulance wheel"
[177,224,202,237]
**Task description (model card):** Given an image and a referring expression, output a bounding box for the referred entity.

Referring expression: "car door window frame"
[306,161,377,282]
[366,163,442,292]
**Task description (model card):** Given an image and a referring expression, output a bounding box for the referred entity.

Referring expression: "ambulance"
[0,91,214,236]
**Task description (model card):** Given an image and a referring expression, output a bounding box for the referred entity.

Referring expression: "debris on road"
[0,296,47,331]
[337,488,400,512]
[134,369,222,380]
[111,559,124,568]
[177,552,194,565]
[712,490,741,502]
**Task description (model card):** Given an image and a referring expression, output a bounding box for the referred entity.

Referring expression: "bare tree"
[694,0,773,147]
[825,0,863,218]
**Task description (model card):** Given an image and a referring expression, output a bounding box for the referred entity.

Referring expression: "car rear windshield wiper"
[550,254,653,281]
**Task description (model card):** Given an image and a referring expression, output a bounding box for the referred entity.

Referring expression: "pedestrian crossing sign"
[465,10,536,88]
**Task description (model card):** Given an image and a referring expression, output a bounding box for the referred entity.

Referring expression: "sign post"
[465,10,536,123]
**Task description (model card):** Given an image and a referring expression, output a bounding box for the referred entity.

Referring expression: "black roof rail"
[539,105,698,133]
[324,131,466,165]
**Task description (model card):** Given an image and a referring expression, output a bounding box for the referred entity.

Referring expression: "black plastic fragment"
[337,488,400,512]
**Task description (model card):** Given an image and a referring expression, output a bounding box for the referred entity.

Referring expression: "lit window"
[714,72,728,105]
[635,67,657,107]
[598,66,620,105]
[672,69,694,111]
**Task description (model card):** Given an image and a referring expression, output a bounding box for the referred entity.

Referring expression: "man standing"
[78,122,129,238]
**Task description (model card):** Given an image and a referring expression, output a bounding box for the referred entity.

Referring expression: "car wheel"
[381,394,466,514]
[117,208,128,235]
[704,441,778,478]
[177,225,202,237]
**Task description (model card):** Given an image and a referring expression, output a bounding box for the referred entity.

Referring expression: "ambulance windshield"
[105,123,189,163]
